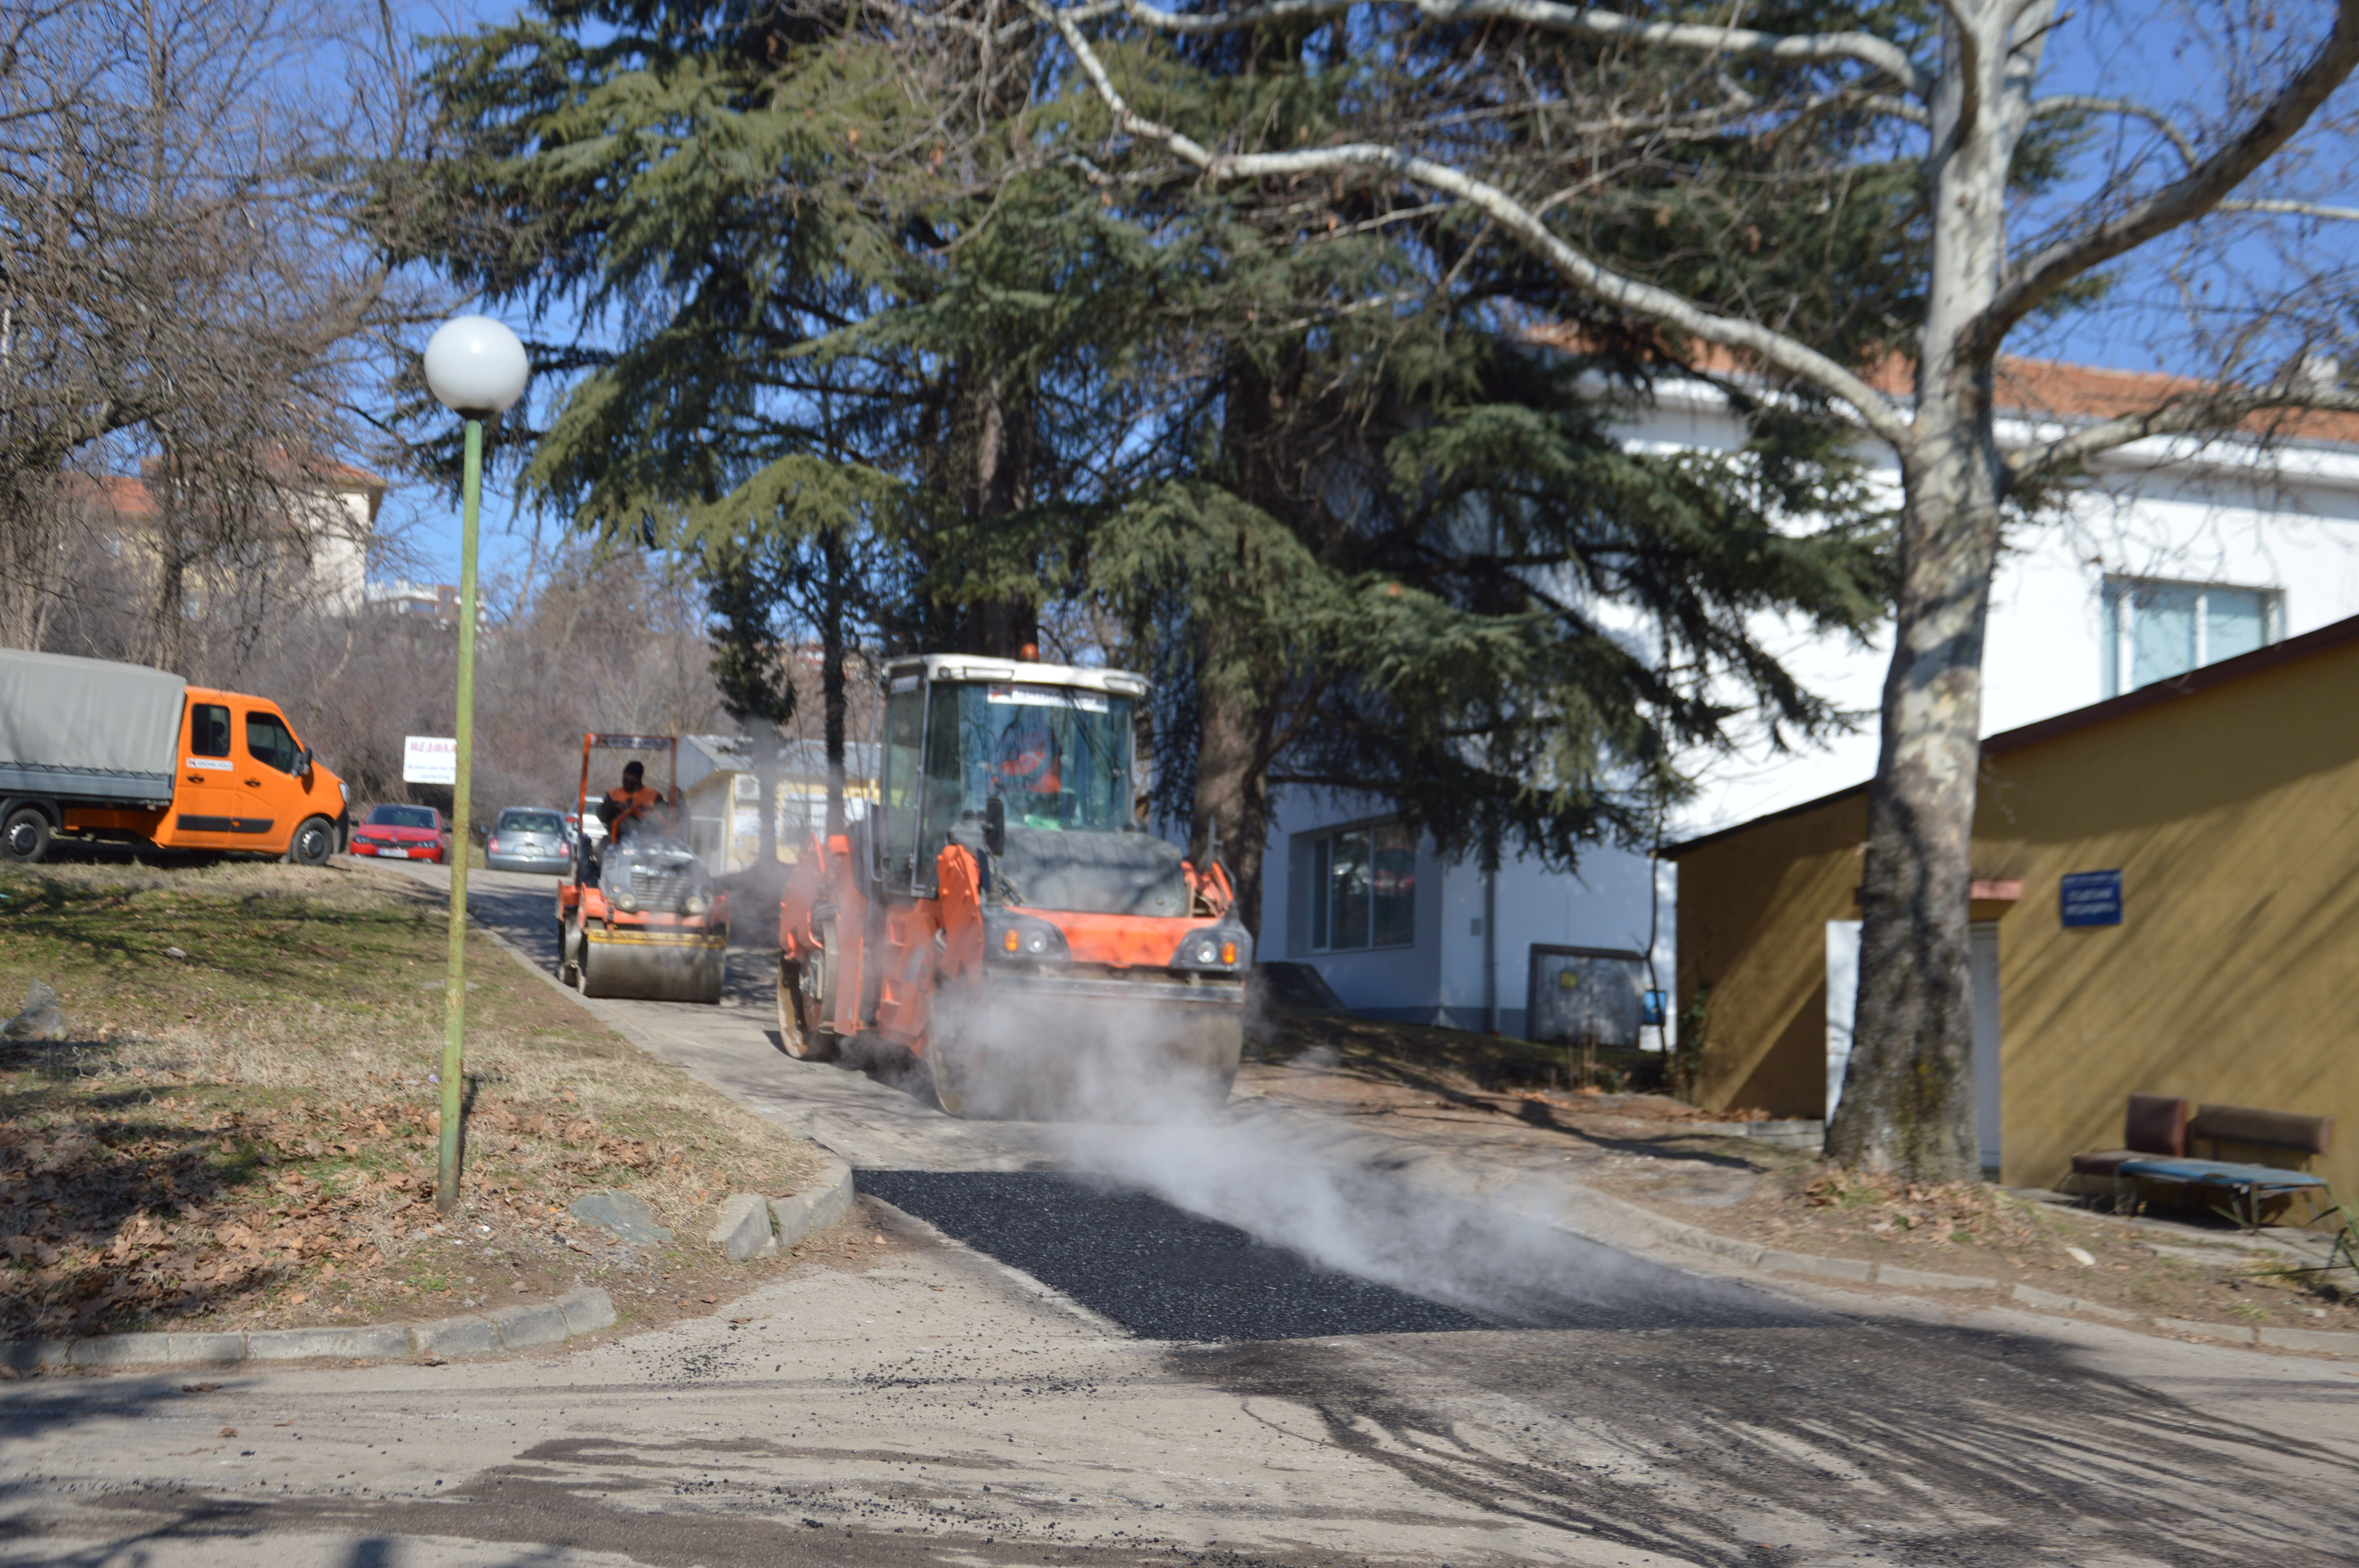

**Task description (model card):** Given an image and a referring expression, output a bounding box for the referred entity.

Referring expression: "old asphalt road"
[3,869,2355,1566]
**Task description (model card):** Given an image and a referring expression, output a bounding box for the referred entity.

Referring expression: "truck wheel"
[287,816,334,867]
[2,807,51,865]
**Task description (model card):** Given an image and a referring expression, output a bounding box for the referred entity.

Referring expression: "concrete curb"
[771,1154,856,1250]
[0,1287,616,1375]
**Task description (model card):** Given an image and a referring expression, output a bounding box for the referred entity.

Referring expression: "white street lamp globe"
[423,316,530,416]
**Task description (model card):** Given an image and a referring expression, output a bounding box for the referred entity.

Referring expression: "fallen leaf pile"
[0,1082,689,1339]
[1799,1164,2035,1246]
[0,861,824,1342]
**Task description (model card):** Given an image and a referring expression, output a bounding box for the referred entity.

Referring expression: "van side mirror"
[983,795,1005,857]
[295,745,313,779]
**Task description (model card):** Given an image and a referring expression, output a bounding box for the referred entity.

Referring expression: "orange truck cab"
[0,649,347,866]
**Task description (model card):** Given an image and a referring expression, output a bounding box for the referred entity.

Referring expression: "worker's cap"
[622,760,644,779]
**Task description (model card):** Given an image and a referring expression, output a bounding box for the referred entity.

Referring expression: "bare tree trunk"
[1827,11,2029,1180]
[962,370,1038,659]
[753,725,779,866]
[821,528,849,836]
[1828,423,2003,1179]
[1190,661,1274,940]
[154,540,187,675]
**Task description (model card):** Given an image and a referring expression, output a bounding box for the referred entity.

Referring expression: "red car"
[349,803,453,863]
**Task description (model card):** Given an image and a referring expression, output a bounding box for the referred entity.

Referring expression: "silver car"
[486,807,573,873]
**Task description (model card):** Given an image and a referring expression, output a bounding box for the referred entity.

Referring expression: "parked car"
[487,806,572,873]
[349,803,451,863]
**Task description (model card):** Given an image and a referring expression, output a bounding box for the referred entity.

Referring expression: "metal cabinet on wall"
[1526,945,1647,1047]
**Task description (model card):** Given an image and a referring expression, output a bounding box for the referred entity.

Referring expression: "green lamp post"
[421,315,530,1216]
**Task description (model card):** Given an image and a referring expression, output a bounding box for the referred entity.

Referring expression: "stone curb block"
[558,1287,617,1335]
[247,1326,409,1362]
[0,1286,622,1374]
[168,1332,248,1364]
[771,1155,855,1251]
[2257,1325,2359,1352]
[0,1341,70,1372]
[2154,1316,2257,1344]
[2011,1284,2136,1321]
[1877,1265,1997,1291]
[711,1194,778,1261]
[2012,1284,2077,1313]
[487,1301,571,1350]
[409,1314,503,1358]
[68,1332,176,1369]
[1759,1249,1873,1283]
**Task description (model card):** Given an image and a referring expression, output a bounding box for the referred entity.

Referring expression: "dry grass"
[0,860,822,1342]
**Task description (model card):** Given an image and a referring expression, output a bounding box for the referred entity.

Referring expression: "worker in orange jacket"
[596,760,666,846]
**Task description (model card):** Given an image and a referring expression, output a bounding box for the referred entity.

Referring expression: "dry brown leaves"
[1799,1164,2034,1246]
[0,1087,675,1339]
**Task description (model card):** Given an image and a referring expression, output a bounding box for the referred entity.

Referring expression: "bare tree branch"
[1101,0,1928,96]
[1039,0,1917,444]
[1984,0,2359,347]
[2214,196,2359,223]
[2009,380,2359,485]
[2030,93,2198,167]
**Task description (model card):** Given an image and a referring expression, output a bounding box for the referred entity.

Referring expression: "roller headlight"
[1171,926,1249,972]
[984,913,1069,962]
[684,890,711,915]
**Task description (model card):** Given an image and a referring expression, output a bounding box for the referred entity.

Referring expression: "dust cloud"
[937,987,1801,1330]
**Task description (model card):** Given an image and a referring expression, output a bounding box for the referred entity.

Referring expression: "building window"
[2102,576,2281,696]
[1307,822,1416,951]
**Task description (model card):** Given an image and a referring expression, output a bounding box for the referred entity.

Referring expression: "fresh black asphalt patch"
[856,1169,1819,1341]
[858,1168,1487,1340]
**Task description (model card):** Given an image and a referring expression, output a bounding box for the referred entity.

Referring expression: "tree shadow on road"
[1180,1319,2359,1568]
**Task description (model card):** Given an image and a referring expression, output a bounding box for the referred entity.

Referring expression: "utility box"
[1526,945,1647,1048]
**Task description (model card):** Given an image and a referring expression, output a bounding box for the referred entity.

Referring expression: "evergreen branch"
[1983,0,2359,348]
[1101,0,1927,95]
[1037,0,1914,445]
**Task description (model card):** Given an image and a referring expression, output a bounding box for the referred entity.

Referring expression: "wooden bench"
[2074,1096,2334,1227]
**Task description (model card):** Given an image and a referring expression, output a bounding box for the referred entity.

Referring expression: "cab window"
[190,703,231,758]
[245,711,301,774]
[878,681,926,887]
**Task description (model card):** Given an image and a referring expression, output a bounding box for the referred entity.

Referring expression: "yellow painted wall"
[1674,639,2359,1196]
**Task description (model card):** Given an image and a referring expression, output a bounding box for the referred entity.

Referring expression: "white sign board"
[403,735,457,786]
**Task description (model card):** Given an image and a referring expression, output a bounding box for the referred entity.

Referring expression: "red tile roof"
[1521,324,2359,448]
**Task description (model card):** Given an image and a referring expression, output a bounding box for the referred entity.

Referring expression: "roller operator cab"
[775,655,1251,1118]
[555,733,731,1004]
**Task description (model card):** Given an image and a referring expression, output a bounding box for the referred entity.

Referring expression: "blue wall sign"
[2060,869,2123,927]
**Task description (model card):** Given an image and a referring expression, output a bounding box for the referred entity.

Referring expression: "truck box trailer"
[0,648,348,864]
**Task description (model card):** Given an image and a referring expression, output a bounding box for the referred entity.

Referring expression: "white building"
[1258,358,2359,1043]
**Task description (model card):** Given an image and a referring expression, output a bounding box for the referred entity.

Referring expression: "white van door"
[1825,920,1859,1121]
[1971,922,2002,1175]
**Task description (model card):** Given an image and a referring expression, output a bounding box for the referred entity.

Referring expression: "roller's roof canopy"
[0,648,188,801]
[883,655,1147,698]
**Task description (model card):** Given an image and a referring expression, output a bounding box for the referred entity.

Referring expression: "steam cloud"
[937,988,1805,1331]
